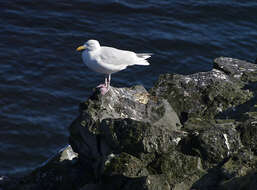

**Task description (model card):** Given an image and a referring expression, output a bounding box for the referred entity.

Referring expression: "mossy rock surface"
[180,124,241,165]
[213,57,257,83]
[150,57,257,122]
[238,120,257,155]
[100,118,185,155]
[103,152,148,177]
[222,148,257,178]
[149,150,205,188]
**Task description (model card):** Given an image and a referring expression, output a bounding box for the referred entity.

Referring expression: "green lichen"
[116,121,147,154]
[201,82,253,119]
[151,71,254,124]
[148,150,205,186]
[241,71,257,82]
[239,120,257,154]
[244,111,257,120]
[102,118,149,155]
[104,152,147,177]
[222,157,249,177]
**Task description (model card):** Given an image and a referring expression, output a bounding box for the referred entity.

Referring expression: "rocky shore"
[1,57,257,190]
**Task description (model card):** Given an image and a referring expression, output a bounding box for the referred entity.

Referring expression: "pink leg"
[97,77,107,88]
[96,76,110,95]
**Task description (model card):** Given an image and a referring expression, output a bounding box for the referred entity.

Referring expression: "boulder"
[180,123,242,165]
[221,148,257,179]
[148,150,205,190]
[213,57,257,83]
[103,152,149,177]
[191,148,257,190]
[238,119,257,155]
[150,57,255,122]
[69,85,183,181]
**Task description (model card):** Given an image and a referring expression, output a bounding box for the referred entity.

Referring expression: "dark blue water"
[0,0,257,175]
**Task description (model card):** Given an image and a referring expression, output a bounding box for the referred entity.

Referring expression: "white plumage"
[77,39,151,94]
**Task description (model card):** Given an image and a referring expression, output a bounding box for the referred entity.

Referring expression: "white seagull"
[76,39,151,95]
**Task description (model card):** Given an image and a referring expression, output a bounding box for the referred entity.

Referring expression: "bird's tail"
[135,53,152,65]
[136,53,153,59]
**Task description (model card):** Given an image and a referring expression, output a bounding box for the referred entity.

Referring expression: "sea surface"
[0,0,256,175]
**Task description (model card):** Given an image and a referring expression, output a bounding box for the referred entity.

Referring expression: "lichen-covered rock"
[221,148,257,179]
[103,152,149,177]
[214,57,257,82]
[100,118,184,155]
[100,149,205,190]
[149,150,205,189]
[69,85,182,180]
[191,148,257,190]
[180,124,242,165]
[150,57,255,122]
[238,119,257,155]
[77,85,181,129]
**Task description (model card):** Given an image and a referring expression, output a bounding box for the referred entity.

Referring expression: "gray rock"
[100,118,184,155]
[69,85,182,180]
[78,85,181,129]
[103,152,149,177]
[214,57,257,82]
[150,57,255,122]
[238,119,257,155]
[148,150,205,189]
[180,124,242,165]
[221,148,257,179]
[191,147,257,190]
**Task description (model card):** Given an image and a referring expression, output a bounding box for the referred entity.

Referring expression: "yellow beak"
[76,45,86,51]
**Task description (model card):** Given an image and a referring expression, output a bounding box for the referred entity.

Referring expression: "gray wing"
[98,46,138,67]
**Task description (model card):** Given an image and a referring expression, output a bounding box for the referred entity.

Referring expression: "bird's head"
[76,39,100,52]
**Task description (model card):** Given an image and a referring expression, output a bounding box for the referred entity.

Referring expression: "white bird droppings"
[172,137,181,144]
[223,134,230,155]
